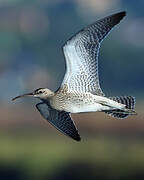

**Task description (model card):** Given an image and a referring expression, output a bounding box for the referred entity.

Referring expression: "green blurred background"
[0,0,144,179]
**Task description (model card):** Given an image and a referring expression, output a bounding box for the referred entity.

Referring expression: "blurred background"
[0,0,144,179]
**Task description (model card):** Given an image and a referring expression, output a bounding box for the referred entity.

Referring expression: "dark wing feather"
[36,102,81,141]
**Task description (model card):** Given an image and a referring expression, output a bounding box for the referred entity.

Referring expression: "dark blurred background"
[0,0,144,179]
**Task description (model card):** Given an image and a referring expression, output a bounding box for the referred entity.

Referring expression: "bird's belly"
[52,92,124,113]
[63,103,111,113]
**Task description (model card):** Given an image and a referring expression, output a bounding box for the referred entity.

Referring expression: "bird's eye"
[38,91,43,94]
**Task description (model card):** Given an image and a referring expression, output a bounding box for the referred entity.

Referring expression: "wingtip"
[119,11,126,15]
[74,134,81,142]
[119,11,126,18]
[117,11,127,19]
[109,11,126,25]
[76,136,81,142]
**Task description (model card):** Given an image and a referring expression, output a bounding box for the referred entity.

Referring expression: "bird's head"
[12,88,54,101]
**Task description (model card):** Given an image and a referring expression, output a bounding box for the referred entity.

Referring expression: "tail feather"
[110,96,135,110]
[104,96,136,119]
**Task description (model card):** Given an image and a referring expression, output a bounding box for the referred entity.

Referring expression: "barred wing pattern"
[62,12,126,95]
[36,102,80,141]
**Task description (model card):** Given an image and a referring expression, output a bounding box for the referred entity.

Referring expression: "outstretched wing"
[61,11,126,95]
[36,102,81,141]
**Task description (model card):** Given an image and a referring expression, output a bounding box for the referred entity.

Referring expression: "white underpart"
[62,94,126,113]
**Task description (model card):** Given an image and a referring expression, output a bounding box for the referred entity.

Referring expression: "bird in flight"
[12,11,136,141]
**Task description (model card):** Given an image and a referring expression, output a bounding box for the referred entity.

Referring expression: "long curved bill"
[12,92,34,101]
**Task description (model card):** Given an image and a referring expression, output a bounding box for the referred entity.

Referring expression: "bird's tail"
[104,96,136,119]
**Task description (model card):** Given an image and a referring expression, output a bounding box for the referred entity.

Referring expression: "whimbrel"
[12,11,136,141]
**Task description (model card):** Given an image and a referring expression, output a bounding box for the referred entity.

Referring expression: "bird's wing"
[36,102,81,141]
[61,11,126,95]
